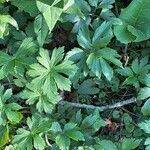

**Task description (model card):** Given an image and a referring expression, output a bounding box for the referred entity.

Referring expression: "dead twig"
[58,97,137,112]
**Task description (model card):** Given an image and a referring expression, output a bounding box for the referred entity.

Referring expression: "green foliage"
[141,99,150,116]
[0,85,22,125]
[47,110,105,150]
[0,125,9,148]
[98,140,118,150]
[139,120,150,150]
[28,47,77,97]
[20,47,77,113]
[114,0,150,43]
[0,14,18,38]
[13,114,51,150]
[77,79,100,95]
[68,47,122,81]
[67,21,122,81]
[121,138,142,150]
[117,56,150,88]
[34,14,49,47]
[51,122,85,150]
[139,120,150,134]
[0,38,37,79]
[11,0,39,17]
[1,0,150,149]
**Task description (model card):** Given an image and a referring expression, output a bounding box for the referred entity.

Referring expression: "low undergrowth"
[0,0,150,150]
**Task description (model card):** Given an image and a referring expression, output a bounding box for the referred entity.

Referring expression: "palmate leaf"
[114,0,150,43]
[0,38,37,79]
[20,85,61,113]
[68,47,122,80]
[0,85,22,125]
[77,21,113,50]
[50,122,84,150]
[28,47,77,99]
[117,56,150,87]
[13,114,51,150]
[69,20,122,80]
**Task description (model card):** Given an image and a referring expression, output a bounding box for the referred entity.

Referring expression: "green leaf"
[131,58,139,74]
[92,21,113,48]
[88,0,99,7]
[86,48,121,79]
[77,22,92,49]
[20,85,60,113]
[37,0,63,33]
[0,14,18,38]
[75,0,91,14]
[56,134,70,150]
[142,74,150,87]
[0,38,37,78]
[5,110,22,124]
[100,58,113,81]
[64,122,77,131]
[2,89,12,102]
[0,125,9,148]
[28,47,77,101]
[139,120,150,134]
[11,0,39,16]
[50,122,62,133]
[98,48,122,68]
[34,14,49,47]
[81,110,105,131]
[77,79,99,95]
[121,138,142,150]
[13,114,50,150]
[117,57,150,87]
[62,122,85,141]
[145,138,150,150]
[138,87,150,100]
[114,0,150,43]
[86,52,102,78]
[0,85,22,125]
[141,99,150,116]
[98,140,118,150]
[65,130,84,141]
[33,135,45,150]
[13,128,32,150]
[117,67,133,77]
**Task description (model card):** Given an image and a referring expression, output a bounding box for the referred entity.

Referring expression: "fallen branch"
[58,97,137,112]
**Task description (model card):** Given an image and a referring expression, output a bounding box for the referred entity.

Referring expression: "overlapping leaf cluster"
[0,0,150,149]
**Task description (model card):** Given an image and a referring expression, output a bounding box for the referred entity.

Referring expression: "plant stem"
[45,134,52,147]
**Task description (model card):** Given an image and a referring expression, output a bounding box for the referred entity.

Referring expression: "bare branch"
[58,97,137,112]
